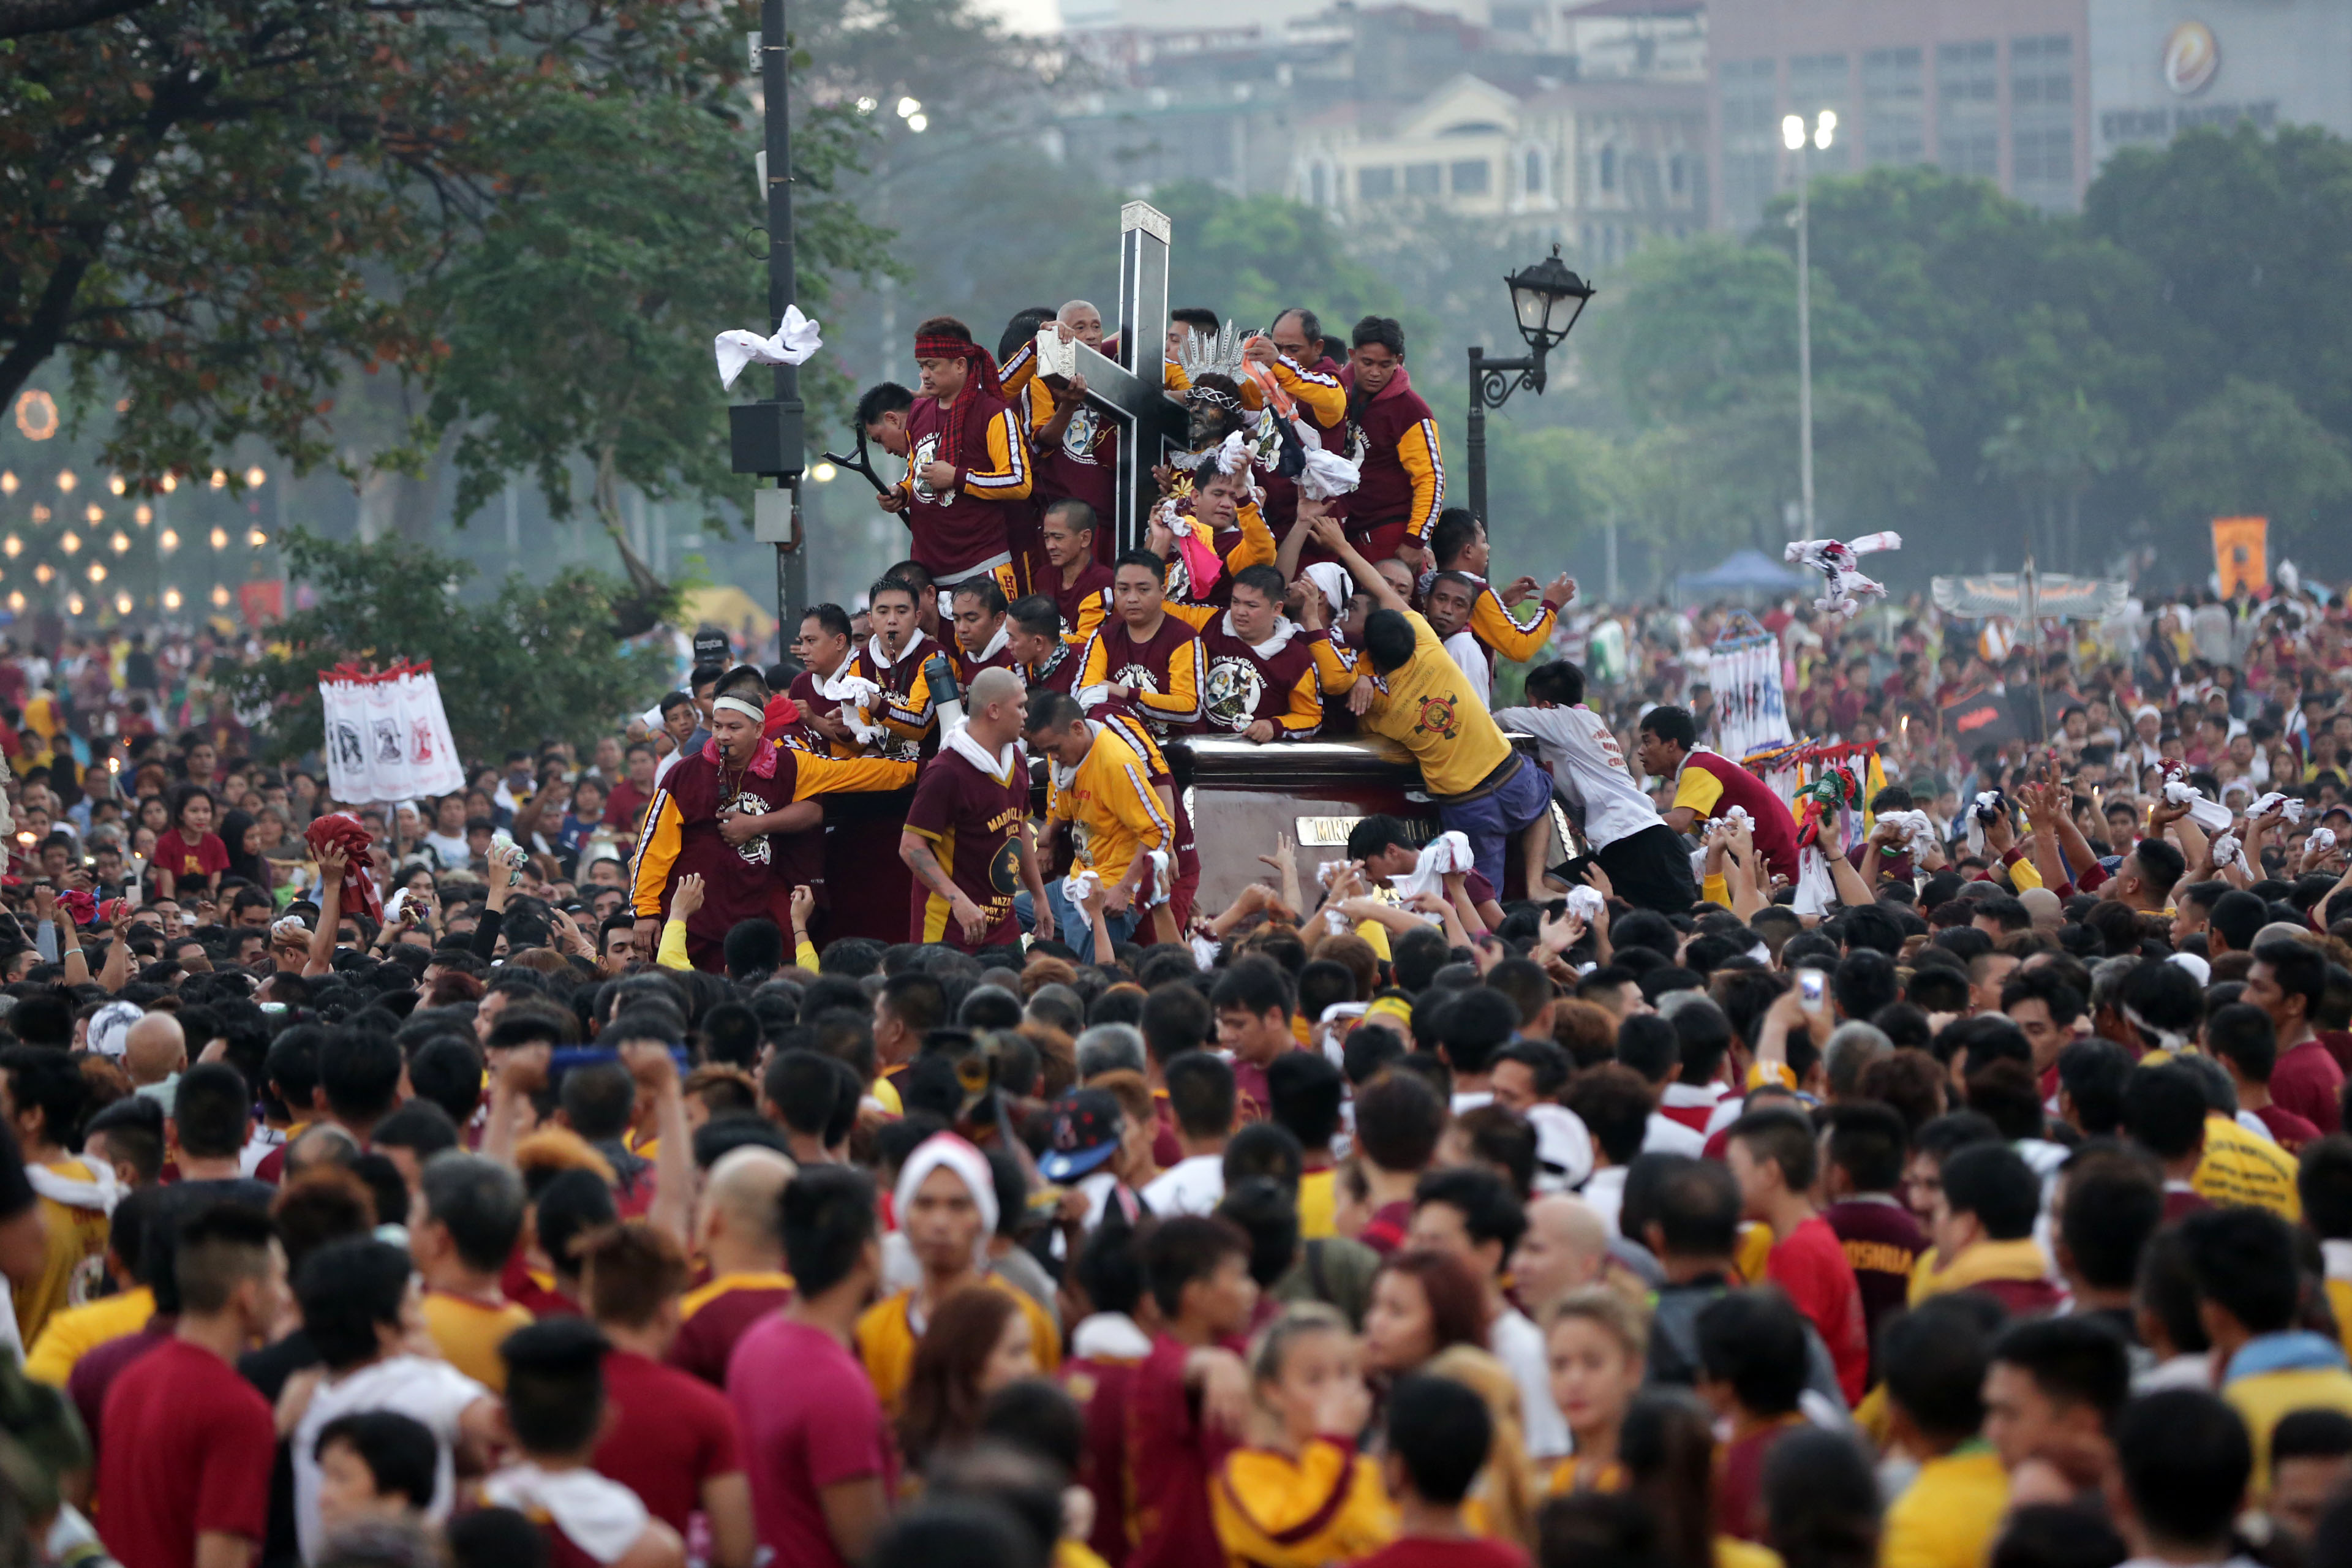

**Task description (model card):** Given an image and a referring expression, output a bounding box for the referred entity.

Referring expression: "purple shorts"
[1439,755,1553,892]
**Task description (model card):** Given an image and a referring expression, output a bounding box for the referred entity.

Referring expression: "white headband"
[712,695,766,723]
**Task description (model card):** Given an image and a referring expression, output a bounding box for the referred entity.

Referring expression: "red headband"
[913,334,1004,469]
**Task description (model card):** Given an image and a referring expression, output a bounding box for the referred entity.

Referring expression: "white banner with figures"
[319,663,466,804]
[1709,632,1792,763]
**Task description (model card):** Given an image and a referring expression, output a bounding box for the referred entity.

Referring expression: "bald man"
[900,665,1050,953]
[670,1146,798,1386]
[123,1012,186,1114]
[1023,300,1117,559]
[1509,1194,1611,1321]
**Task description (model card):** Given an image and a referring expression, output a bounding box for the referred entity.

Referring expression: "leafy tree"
[2086,124,2352,441]
[230,529,674,764]
[2141,377,2352,545]
[0,0,878,541]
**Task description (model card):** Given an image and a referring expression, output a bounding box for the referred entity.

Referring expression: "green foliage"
[2143,377,2352,541]
[1151,182,1402,334]
[231,529,673,763]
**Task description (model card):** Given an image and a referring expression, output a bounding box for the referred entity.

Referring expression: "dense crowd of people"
[6,293,2352,1568]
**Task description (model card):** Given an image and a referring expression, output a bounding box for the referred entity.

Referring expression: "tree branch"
[0,0,156,42]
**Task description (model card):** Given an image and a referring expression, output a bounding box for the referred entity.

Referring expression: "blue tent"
[1676,549,1807,595]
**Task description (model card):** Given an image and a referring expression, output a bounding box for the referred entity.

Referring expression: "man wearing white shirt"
[1494,660,1697,912]
[1407,1166,1571,1460]
[1139,1052,1235,1218]
[290,1237,500,1562]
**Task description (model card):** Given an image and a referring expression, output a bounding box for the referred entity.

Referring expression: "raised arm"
[1306,512,1409,616]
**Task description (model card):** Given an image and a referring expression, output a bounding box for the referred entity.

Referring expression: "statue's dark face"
[1185,374,1246,451]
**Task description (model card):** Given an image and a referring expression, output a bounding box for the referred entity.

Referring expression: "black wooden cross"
[1063,200,1189,554]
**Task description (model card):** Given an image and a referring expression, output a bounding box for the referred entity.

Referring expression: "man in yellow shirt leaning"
[1299,510,1553,894]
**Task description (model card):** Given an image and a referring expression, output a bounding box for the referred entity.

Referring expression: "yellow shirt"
[17,1163,111,1346]
[855,1276,1063,1415]
[1881,1444,2007,1568]
[2225,1365,2352,1498]
[22,1284,154,1386]
[1717,1539,1785,1568]
[1317,612,1513,799]
[1546,1457,1626,1494]
[1298,1169,1338,1242]
[2195,1114,2302,1221]
[1907,1237,2049,1306]
[1047,724,1176,892]
[421,1291,535,1393]
[1211,1441,1395,1568]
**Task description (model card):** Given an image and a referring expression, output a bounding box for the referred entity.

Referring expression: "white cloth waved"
[1877,809,1939,864]
[2162,779,2234,833]
[1393,831,1475,901]
[2252,791,2305,824]
[1564,885,1605,923]
[2312,827,2339,858]
[714,305,823,390]
[1785,531,1901,617]
[2211,833,2242,870]
[1297,443,1362,500]
[1965,791,2007,858]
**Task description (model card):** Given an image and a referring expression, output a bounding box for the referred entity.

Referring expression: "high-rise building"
[1705,0,2091,232]
[2089,0,2352,166]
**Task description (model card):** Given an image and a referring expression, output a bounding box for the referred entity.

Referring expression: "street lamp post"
[733,0,808,643]
[1463,244,1596,536]
[1782,108,1834,539]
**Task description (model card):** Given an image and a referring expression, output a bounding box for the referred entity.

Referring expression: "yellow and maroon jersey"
[905,737,1030,949]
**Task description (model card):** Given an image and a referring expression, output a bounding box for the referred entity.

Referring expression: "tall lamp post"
[733,1,807,642]
[1463,244,1596,536]
[1782,108,1834,538]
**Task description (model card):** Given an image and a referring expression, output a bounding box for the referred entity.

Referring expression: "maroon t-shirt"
[902,391,1026,578]
[1352,1540,1531,1568]
[1823,1196,1926,1385]
[160,830,229,886]
[2256,1102,2323,1152]
[905,744,1029,949]
[1052,562,1116,644]
[669,1281,794,1387]
[1039,404,1120,540]
[1027,643,1082,699]
[1063,1350,1142,1568]
[2271,1039,2344,1135]
[1196,618,1324,736]
[594,1349,742,1537]
[1082,616,1207,739]
[730,1316,895,1568]
[1678,751,1803,881]
[99,1338,276,1568]
[1128,1334,1235,1568]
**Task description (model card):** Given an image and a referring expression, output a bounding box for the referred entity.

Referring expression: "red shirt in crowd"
[97,1338,276,1568]
[2271,1038,2344,1135]
[668,1278,796,1388]
[593,1348,742,1538]
[1766,1214,1869,1408]
[729,1316,894,1568]
[1352,1540,1531,1568]
[1126,1333,1234,1568]
[159,829,229,887]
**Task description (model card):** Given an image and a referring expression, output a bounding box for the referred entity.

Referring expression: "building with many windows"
[1705,0,2090,232]
[2088,0,2352,164]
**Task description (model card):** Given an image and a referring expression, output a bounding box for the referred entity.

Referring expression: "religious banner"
[1710,627,1793,763]
[318,661,465,804]
[2213,516,2269,599]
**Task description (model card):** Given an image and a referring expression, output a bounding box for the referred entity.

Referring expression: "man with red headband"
[630,666,916,971]
[880,316,1032,601]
